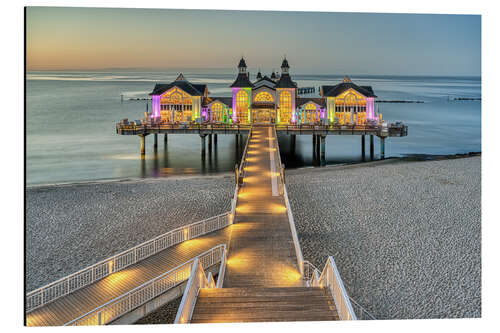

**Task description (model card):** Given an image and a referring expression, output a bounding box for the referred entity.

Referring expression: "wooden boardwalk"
[191,125,340,323]
[223,125,302,288]
[26,227,231,326]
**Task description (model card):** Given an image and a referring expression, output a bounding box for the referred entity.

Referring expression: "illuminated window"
[304,103,319,123]
[255,92,273,102]
[160,88,193,122]
[236,90,248,123]
[279,91,292,124]
[211,102,224,122]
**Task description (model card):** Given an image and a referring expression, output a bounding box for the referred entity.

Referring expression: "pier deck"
[223,125,302,288]
[189,125,340,323]
[26,227,231,326]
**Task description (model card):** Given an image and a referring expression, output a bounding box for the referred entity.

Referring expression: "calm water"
[26,71,481,185]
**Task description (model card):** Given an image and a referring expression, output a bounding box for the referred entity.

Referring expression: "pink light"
[152,95,161,118]
[366,98,375,120]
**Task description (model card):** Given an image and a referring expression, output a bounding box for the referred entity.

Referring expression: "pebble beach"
[26,156,481,320]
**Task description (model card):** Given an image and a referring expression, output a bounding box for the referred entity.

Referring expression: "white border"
[2,1,498,333]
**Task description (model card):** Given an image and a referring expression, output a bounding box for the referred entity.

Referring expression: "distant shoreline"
[26,151,481,189]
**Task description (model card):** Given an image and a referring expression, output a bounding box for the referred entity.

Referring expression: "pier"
[116,122,407,162]
[26,124,376,326]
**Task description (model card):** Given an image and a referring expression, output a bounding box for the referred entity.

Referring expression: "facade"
[149,58,380,125]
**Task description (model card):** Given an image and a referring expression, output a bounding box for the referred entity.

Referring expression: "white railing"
[271,125,304,276]
[238,127,252,180]
[174,245,227,323]
[65,244,226,326]
[282,184,305,277]
[26,212,231,313]
[304,258,357,320]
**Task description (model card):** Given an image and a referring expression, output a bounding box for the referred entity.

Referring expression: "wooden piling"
[320,135,326,161]
[140,135,146,155]
[380,137,386,159]
[361,135,365,161]
[200,134,206,156]
[370,135,374,160]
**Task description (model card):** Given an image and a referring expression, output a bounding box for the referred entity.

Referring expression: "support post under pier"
[361,135,366,161]
[370,135,374,161]
[208,134,212,151]
[380,137,386,159]
[316,134,321,161]
[320,135,326,161]
[291,134,296,155]
[200,134,206,156]
[139,135,146,155]
[214,134,217,145]
[164,134,168,146]
[153,133,158,151]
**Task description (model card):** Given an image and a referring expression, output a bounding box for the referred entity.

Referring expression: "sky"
[26,7,481,76]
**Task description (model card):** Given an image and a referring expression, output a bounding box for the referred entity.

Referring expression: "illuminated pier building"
[150,57,380,125]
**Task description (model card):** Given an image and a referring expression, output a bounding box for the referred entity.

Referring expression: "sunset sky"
[26,7,481,76]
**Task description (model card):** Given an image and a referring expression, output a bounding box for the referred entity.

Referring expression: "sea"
[26,70,481,185]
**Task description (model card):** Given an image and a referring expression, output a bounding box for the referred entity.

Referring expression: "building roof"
[150,74,207,96]
[275,73,297,88]
[238,57,247,68]
[321,82,377,98]
[281,58,290,69]
[253,75,277,89]
[230,72,254,88]
[270,71,277,80]
[202,97,233,107]
[296,97,326,108]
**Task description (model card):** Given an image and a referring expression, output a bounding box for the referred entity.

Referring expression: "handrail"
[174,244,227,324]
[282,185,305,276]
[238,127,252,181]
[304,258,357,320]
[271,125,304,276]
[65,244,226,326]
[216,246,227,288]
[26,212,231,312]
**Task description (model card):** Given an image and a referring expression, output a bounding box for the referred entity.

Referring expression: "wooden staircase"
[191,287,340,323]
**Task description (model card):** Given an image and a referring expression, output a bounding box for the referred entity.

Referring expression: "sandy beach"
[26,156,481,320]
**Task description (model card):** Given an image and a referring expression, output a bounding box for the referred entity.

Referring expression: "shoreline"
[26,151,481,189]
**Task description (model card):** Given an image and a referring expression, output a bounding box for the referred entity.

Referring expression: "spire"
[238,57,247,74]
[175,73,186,81]
[281,57,290,74]
[343,75,352,83]
[256,68,262,80]
[271,70,276,80]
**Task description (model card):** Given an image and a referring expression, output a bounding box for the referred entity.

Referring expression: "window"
[279,91,292,124]
[255,92,273,102]
[211,102,224,122]
[236,90,248,123]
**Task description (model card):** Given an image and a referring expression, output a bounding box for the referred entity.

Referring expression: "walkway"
[223,125,302,287]
[191,125,339,323]
[26,227,231,326]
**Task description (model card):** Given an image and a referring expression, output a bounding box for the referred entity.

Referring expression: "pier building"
[149,57,380,126]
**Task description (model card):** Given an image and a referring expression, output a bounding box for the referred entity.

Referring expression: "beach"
[26,156,481,320]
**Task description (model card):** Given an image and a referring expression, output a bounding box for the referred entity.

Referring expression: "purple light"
[152,95,161,118]
[366,98,375,120]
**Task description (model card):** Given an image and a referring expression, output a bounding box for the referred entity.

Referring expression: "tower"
[230,57,254,123]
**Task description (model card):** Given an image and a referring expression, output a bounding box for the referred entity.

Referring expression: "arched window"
[280,91,292,124]
[211,102,224,122]
[236,90,248,123]
[255,91,273,102]
[304,103,319,123]
[160,88,193,122]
